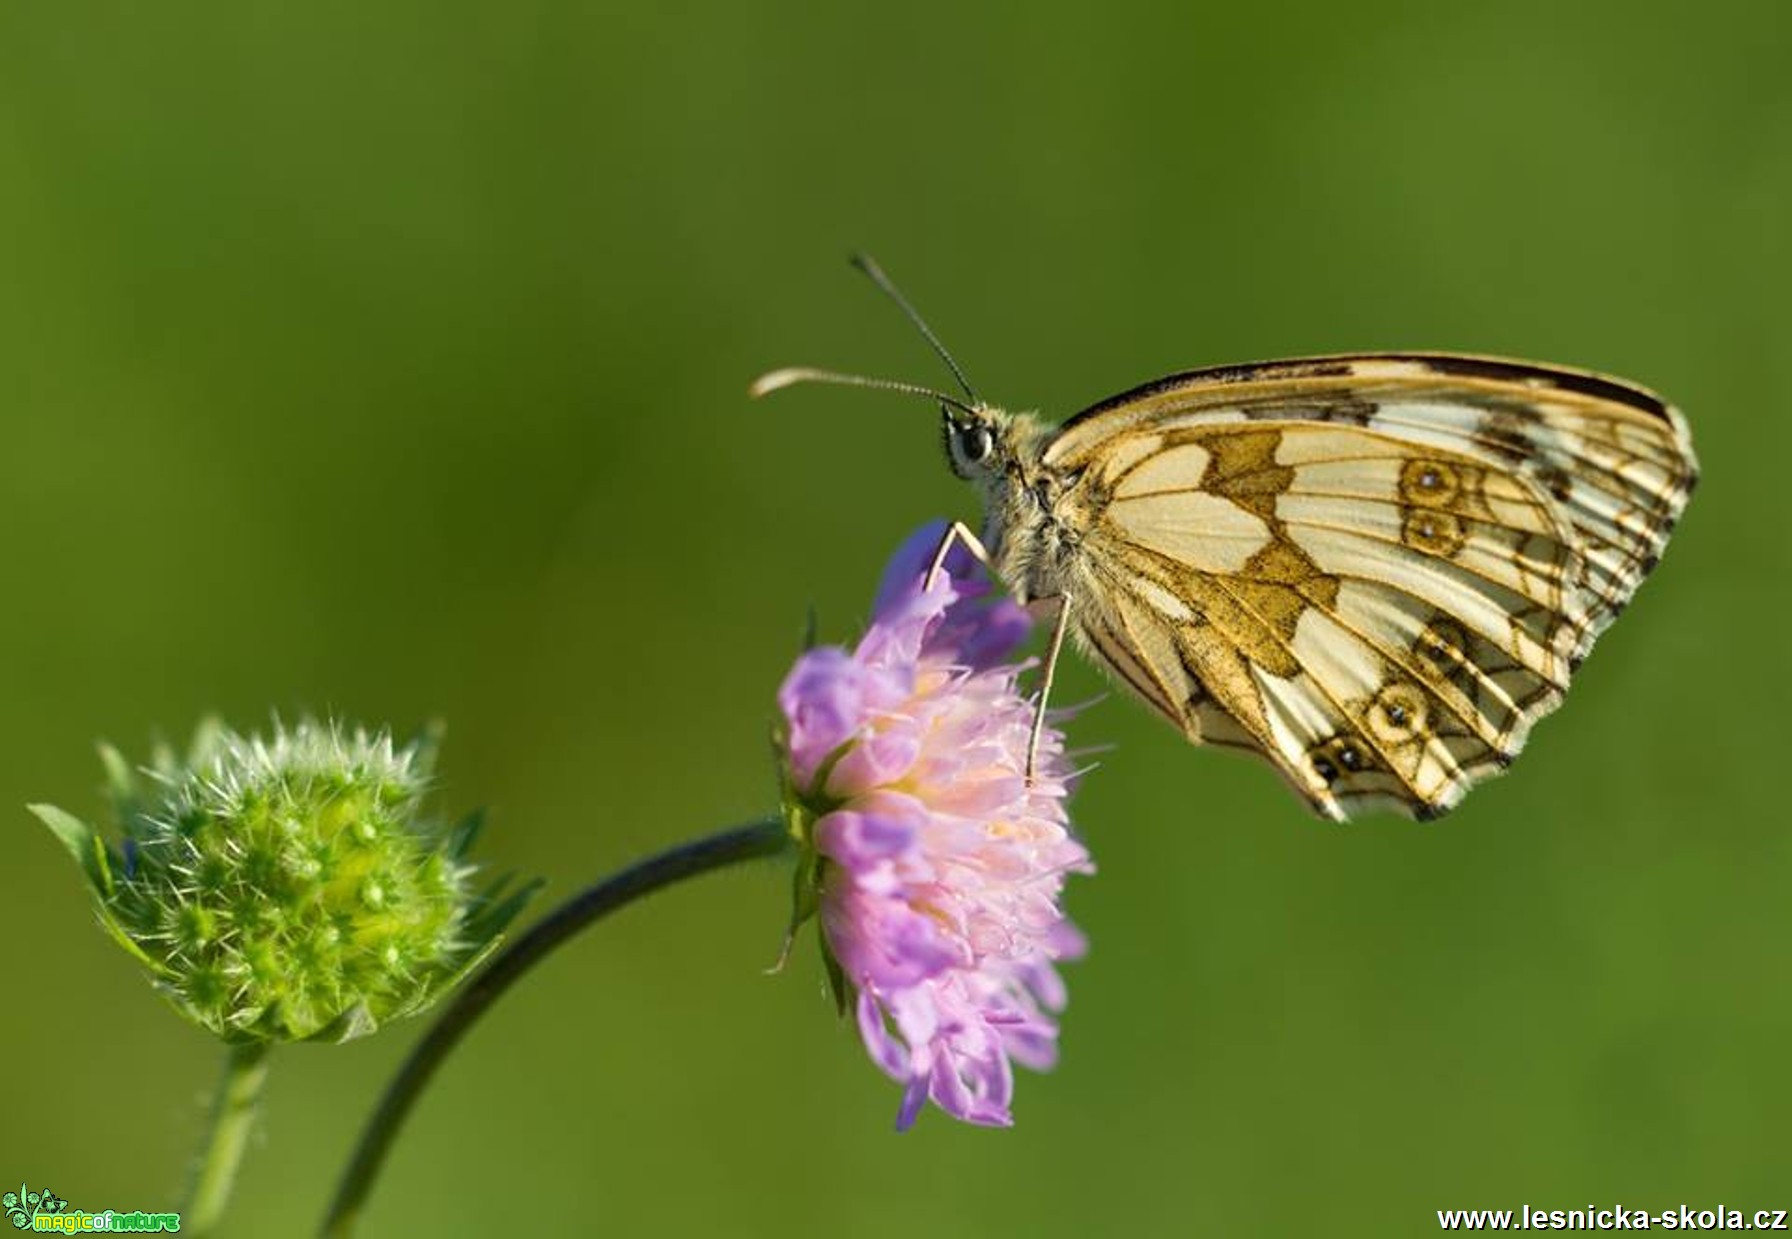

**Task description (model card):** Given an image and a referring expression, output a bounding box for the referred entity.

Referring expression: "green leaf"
[427,932,506,1009]
[27,804,115,898]
[98,743,138,814]
[442,807,487,862]
[99,908,167,973]
[461,873,542,947]
[820,928,850,1019]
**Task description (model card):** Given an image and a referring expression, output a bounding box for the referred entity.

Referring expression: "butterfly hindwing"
[1043,353,1697,820]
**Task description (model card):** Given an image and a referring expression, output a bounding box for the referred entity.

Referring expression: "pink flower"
[777,522,1092,1129]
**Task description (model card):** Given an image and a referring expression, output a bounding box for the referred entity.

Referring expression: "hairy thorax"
[980,410,1099,605]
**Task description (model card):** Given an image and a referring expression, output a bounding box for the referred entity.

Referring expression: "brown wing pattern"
[1046,353,1696,820]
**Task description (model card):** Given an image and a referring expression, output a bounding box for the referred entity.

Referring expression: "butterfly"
[753,256,1698,821]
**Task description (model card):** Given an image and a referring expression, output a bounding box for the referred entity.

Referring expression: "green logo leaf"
[3,1184,67,1228]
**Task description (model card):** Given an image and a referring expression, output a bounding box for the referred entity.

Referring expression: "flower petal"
[779,522,1094,1131]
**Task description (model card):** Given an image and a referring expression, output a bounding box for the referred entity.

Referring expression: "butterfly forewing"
[1042,353,1696,821]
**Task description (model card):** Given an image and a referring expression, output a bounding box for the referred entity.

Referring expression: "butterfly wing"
[1043,353,1697,820]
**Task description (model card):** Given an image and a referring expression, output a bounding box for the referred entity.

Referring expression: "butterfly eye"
[962,424,993,462]
[944,414,995,478]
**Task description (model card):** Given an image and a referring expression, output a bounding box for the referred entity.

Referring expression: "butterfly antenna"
[749,367,978,417]
[848,252,979,405]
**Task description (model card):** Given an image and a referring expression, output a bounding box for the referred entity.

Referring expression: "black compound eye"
[944,413,995,477]
[958,422,993,463]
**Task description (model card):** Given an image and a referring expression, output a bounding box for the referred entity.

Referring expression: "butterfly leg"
[923,520,994,592]
[1027,594,1071,782]
[919,521,1062,781]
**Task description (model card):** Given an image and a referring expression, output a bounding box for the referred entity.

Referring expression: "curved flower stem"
[186,1040,272,1236]
[320,817,791,1238]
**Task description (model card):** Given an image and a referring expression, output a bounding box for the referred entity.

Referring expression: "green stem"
[320,816,790,1238]
[186,1040,272,1236]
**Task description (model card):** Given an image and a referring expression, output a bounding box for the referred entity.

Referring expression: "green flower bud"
[32,719,537,1044]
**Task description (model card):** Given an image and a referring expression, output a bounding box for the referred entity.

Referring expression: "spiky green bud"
[31,719,537,1044]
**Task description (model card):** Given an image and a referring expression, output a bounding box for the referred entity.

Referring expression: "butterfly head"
[751,254,1034,487]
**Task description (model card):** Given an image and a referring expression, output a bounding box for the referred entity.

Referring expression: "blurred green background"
[1,2,1785,1234]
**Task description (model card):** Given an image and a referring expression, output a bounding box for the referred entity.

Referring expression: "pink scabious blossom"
[776,521,1092,1130]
